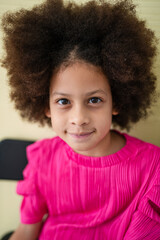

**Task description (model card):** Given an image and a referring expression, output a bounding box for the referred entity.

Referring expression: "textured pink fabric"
[17,132,160,240]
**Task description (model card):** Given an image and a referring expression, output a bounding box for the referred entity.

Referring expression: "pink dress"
[17,132,160,240]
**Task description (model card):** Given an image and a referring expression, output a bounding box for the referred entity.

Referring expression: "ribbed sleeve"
[17,140,48,224]
[124,160,160,239]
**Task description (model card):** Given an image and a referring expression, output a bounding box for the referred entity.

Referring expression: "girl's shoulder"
[122,132,160,172]
[26,136,64,164]
[27,135,63,152]
[123,132,160,154]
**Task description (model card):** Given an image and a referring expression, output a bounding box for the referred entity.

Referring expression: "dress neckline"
[64,131,140,168]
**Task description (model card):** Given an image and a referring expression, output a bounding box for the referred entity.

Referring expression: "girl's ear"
[112,108,119,116]
[45,108,51,118]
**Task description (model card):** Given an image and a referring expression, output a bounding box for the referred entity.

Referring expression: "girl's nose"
[69,105,90,126]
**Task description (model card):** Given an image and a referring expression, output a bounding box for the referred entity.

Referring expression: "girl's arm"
[9,222,42,240]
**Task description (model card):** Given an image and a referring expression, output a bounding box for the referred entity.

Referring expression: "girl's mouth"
[68,131,95,140]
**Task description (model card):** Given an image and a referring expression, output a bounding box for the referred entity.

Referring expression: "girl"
[1,0,160,239]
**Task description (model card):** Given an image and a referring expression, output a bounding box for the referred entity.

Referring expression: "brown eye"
[57,99,70,105]
[89,97,102,104]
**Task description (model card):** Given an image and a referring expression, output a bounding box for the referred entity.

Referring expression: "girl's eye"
[88,97,102,104]
[57,99,70,105]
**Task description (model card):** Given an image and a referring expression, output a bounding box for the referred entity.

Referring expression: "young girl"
[1,0,160,239]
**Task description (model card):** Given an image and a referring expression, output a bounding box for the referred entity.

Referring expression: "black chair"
[0,139,34,240]
[1,232,14,240]
[0,139,34,180]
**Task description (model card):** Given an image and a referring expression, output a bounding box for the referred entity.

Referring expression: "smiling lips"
[68,130,95,139]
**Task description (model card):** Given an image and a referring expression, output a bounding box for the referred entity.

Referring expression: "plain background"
[0,0,160,237]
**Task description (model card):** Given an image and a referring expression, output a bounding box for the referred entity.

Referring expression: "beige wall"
[0,0,160,237]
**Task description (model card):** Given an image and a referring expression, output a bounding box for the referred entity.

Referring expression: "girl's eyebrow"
[52,89,107,97]
[52,92,71,97]
[85,90,107,96]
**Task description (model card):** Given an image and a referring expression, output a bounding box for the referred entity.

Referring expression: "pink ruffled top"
[17,132,160,240]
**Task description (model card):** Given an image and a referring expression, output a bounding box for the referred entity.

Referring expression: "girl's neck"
[109,130,126,155]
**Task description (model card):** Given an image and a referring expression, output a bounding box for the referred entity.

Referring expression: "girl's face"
[46,61,118,157]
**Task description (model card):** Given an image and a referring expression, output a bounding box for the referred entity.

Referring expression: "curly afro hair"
[1,0,157,129]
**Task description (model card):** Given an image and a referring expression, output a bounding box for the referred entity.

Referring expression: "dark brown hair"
[1,0,157,129]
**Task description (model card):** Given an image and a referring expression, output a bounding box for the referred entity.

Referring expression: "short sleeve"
[16,140,48,224]
[124,162,160,239]
[139,162,160,223]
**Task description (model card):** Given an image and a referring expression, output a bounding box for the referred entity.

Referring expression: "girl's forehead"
[50,63,110,95]
[50,61,110,90]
